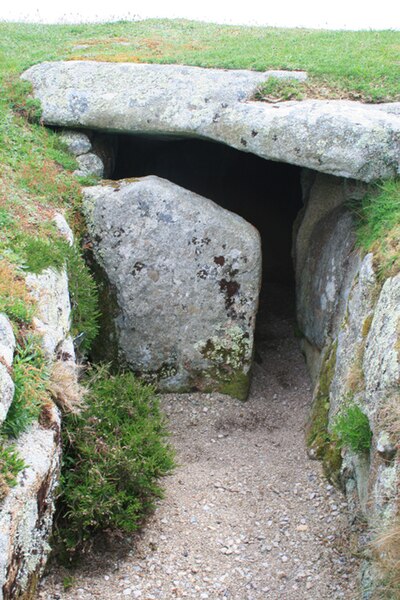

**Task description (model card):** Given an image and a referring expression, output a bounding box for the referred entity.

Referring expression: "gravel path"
[38,299,360,600]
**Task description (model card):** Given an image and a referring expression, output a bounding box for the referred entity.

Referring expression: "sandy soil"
[38,298,360,600]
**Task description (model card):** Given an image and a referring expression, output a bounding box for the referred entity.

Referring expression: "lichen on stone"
[195,325,252,400]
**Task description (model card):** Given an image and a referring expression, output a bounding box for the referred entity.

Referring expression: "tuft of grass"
[333,402,373,454]
[55,365,174,557]
[65,245,100,354]
[17,235,68,274]
[47,360,85,414]
[372,520,400,598]
[0,441,26,501]
[1,335,49,439]
[351,179,400,280]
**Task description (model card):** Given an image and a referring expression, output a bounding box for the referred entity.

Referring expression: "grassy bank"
[1,20,400,101]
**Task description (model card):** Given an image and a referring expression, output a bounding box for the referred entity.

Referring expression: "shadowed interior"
[110,134,304,346]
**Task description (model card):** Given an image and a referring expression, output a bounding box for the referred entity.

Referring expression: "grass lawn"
[1,19,400,101]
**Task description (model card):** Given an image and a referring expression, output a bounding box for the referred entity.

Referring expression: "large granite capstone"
[83,176,262,399]
[22,62,400,182]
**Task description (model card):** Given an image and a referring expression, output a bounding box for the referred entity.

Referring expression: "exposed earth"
[38,288,361,600]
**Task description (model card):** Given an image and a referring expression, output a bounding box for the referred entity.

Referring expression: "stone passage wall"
[0,216,78,600]
[295,171,400,593]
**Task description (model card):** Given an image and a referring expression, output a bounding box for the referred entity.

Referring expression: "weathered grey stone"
[0,313,15,368]
[22,62,400,182]
[53,212,74,245]
[26,268,73,360]
[294,172,368,279]
[329,254,377,416]
[0,365,14,426]
[0,314,16,426]
[83,176,261,398]
[297,206,356,350]
[74,152,104,177]
[59,129,92,155]
[0,407,61,599]
[364,274,400,395]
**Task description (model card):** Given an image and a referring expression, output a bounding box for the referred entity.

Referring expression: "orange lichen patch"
[69,54,143,63]
[17,158,81,206]
[72,37,131,47]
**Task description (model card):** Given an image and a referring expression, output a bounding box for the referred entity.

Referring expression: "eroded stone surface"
[364,273,400,395]
[59,130,92,155]
[0,314,15,426]
[0,408,61,600]
[329,254,377,417]
[0,314,15,369]
[0,366,14,427]
[26,268,73,360]
[22,62,400,181]
[74,151,104,177]
[83,176,261,398]
[297,206,356,350]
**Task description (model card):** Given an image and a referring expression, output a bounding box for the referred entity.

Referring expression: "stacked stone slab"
[22,61,400,181]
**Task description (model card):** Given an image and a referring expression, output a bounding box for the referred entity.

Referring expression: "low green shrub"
[56,366,174,556]
[1,335,48,438]
[65,245,100,354]
[350,179,400,280]
[333,403,372,454]
[0,441,25,501]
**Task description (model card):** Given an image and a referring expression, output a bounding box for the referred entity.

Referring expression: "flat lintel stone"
[22,61,400,182]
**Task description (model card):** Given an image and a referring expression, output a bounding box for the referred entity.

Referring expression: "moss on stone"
[306,341,337,451]
[218,370,250,401]
[306,341,343,485]
[362,313,374,338]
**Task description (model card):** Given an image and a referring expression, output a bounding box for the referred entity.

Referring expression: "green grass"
[350,179,400,279]
[333,402,373,454]
[0,20,399,101]
[1,335,48,438]
[0,441,25,501]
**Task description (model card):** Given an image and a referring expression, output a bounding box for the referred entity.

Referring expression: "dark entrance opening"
[112,134,303,341]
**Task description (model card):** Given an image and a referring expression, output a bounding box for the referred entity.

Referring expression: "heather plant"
[56,365,174,557]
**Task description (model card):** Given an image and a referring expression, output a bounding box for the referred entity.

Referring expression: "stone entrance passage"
[82,135,304,398]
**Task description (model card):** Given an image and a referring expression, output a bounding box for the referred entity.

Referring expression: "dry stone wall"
[295,173,400,595]
[0,215,78,600]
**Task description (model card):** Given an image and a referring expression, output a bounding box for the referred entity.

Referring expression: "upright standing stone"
[83,176,262,399]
